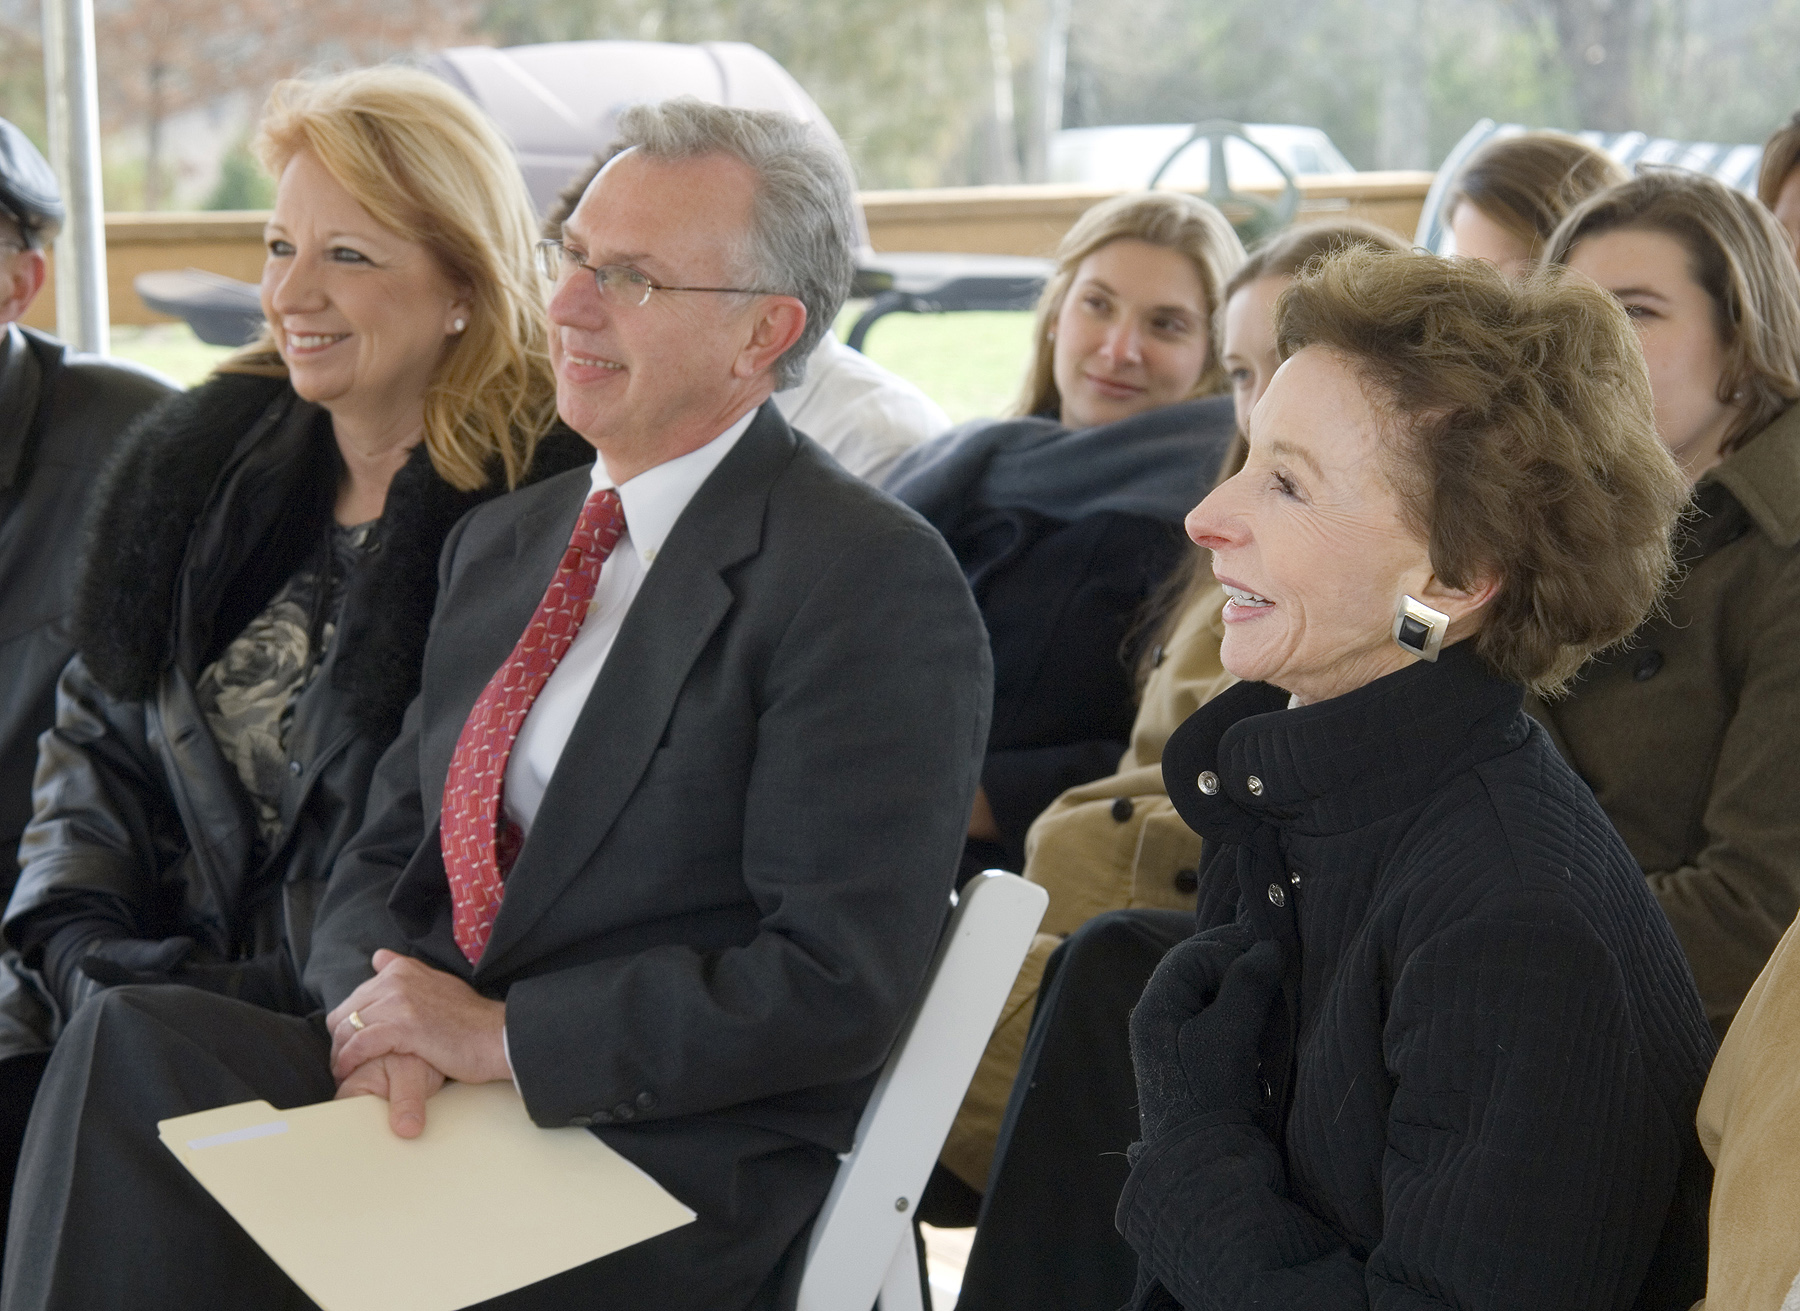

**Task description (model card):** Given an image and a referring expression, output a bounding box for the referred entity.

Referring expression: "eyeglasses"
[535,239,781,306]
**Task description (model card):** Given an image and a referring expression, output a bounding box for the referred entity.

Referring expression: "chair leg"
[876,1228,927,1311]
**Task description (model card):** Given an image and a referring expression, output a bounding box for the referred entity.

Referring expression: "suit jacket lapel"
[388,482,585,974]
[474,404,797,977]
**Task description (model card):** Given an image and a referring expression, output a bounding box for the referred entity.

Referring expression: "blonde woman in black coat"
[1123,250,1712,1308]
[0,70,587,1095]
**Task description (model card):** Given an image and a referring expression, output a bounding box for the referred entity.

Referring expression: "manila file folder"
[158,1080,695,1311]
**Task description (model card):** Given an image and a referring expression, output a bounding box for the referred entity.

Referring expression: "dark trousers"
[0,1052,47,1259]
[1,986,834,1311]
[954,908,1191,1311]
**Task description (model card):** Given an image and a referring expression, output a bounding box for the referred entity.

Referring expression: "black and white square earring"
[1392,595,1449,662]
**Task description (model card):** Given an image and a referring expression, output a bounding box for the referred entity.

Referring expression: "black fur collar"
[72,372,594,735]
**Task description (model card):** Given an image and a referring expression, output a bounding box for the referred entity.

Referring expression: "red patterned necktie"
[440,489,627,965]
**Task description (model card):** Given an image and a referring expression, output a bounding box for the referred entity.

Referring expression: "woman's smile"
[1218,579,1275,621]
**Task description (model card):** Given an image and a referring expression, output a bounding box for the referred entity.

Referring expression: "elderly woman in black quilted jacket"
[1122,249,1714,1309]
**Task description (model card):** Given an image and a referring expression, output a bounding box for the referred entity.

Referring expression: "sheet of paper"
[159,1080,694,1311]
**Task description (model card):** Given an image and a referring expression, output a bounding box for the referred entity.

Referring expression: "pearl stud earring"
[452,318,467,333]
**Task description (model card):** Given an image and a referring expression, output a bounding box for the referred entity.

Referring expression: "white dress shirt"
[500,409,755,834]
[773,336,950,482]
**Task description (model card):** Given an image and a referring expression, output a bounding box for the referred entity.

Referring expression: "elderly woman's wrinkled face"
[1222,275,1287,431]
[1449,201,1534,279]
[1051,238,1211,429]
[1565,227,1739,483]
[1186,347,1473,705]
[262,150,468,429]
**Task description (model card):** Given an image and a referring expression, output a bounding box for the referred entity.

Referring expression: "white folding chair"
[796,870,1049,1311]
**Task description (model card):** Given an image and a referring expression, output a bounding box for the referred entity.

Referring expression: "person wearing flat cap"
[0,115,173,1225]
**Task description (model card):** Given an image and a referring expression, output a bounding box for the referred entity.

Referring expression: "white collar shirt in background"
[501,407,756,834]
[773,336,950,482]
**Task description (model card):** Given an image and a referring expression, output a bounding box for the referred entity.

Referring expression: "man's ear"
[732,296,807,380]
[1419,568,1500,642]
[0,250,48,326]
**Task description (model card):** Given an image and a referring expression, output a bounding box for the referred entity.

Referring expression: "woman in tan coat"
[1544,172,1800,1040]
[937,221,1407,1310]
[1694,913,1800,1310]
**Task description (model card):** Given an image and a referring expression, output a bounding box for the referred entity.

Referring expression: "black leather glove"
[1130,926,1285,1144]
[80,937,297,1011]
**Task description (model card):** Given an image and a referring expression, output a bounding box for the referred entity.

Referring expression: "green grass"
[110,324,239,387]
[834,303,1037,424]
[110,309,1040,423]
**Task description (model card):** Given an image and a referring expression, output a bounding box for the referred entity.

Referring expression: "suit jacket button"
[1173,868,1198,895]
[591,1110,613,1125]
[568,1115,593,1128]
[1267,883,1286,907]
[635,1091,656,1110]
[1634,649,1664,681]
[612,1102,636,1122]
[1110,797,1134,823]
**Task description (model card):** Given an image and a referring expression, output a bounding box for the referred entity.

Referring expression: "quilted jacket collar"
[1162,641,1527,844]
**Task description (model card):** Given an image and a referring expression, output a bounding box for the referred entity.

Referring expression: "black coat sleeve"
[4,658,190,1016]
[1118,895,1696,1309]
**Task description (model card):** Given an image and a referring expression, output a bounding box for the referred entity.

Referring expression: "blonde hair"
[1446,132,1627,263]
[1279,249,1688,694]
[1013,191,1246,419]
[224,66,556,491]
[1757,111,1800,211]
[1547,170,1800,457]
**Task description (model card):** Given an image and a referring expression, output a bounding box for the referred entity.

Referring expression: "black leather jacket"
[0,371,592,1055]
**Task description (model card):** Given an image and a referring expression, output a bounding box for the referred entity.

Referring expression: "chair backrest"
[796,870,1049,1311]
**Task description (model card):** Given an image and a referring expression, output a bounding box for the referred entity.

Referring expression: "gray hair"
[611,98,856,389]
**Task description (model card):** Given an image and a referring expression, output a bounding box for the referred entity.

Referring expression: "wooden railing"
[857,171,1434,259]
[20,171,1435,332]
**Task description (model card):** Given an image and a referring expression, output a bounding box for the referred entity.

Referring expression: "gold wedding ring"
[347,1010,366,1032]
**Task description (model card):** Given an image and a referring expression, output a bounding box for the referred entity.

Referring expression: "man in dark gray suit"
[1,101,990,1311]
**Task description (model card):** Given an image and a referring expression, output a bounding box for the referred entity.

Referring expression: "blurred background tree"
[1,0,1799,199]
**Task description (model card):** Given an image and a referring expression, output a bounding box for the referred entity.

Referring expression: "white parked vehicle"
[1049,123,1356,190]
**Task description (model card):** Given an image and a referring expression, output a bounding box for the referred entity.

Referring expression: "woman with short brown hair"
[946,221,1408,1311]
[1120,249,1710,1308]
[1539,170,1800,1039]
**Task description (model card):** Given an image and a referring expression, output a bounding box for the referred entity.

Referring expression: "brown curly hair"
[1133,220,1411,684]
[1275,248,1689,694]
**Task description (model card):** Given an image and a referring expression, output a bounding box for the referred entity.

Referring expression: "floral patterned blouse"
[194,521,377,849]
